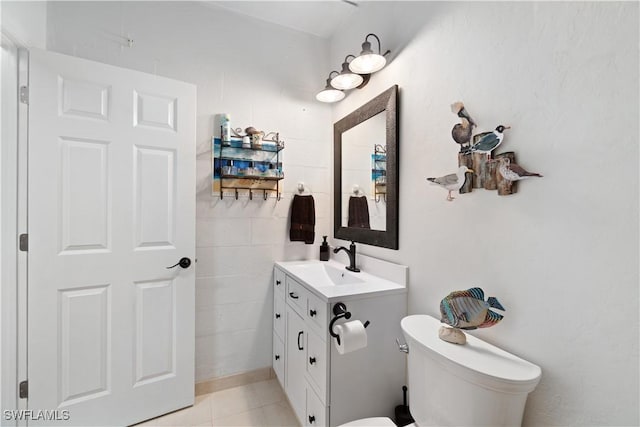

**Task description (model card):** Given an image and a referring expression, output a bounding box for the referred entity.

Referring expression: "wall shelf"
[212,135,284,201]
[372,144,387,203]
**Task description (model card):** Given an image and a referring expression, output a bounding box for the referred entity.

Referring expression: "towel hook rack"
[352,185,365,197]
[297,181,313,195]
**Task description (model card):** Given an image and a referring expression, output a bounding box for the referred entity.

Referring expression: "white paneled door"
[27,49,196,426]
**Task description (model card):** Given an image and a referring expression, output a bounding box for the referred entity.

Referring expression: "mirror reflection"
[340,111,386,231]
[334,85,398,250]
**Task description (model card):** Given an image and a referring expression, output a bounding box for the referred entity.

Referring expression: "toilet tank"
[401,315,541,427]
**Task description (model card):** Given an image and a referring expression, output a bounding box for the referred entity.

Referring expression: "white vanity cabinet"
[272,268,286,388]
[273,261,407,427]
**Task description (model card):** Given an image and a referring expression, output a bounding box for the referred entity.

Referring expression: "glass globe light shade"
[316,87,345,103]
[330,59,364,90]
[349,53,386,74]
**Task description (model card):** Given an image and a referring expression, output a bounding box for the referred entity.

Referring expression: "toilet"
[340,315,541,427]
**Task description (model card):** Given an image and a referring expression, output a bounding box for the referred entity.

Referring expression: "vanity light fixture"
[316,71,346,103]
[316,34,390,103]
[330,55,364,90]
[349,33,390,74]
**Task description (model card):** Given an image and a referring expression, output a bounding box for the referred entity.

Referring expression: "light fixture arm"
[324,71,341,87]
[364,33,390,57]
[365,33,382,54]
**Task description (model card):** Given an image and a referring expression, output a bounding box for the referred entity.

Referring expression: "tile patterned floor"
[137,379,300,427]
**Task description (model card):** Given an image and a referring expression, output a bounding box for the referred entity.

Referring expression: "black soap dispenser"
[320,236,330,261]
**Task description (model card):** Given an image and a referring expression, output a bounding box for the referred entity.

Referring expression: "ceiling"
[202,1,359,39]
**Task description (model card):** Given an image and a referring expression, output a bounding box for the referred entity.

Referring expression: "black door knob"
[308,415,315,424]
[275,355,280,360]
[275,313,281,319]
[166,257,192,269]
[309,357,316,365]
[309,309,317,317]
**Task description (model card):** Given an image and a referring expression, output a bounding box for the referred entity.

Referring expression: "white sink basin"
[290,263,364,286]
[276,259,407,301]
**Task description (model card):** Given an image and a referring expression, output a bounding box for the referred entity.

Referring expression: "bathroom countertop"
[275,259,407,302]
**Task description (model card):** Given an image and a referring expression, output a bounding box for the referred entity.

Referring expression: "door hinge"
[19,234,28,252]
[19,380,28,399]
[19,86,29,105]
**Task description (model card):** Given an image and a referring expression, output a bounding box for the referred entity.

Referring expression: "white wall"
[0,1,47,48]
[45,1,333,382]
[330,2,639,426]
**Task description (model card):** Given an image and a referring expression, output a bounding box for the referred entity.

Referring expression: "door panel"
[134,279,176,385]
[133,91,177,131]
[28,48,196,426]
[59,137,111,253]
[58,76,110,121]
[59,285,111,406]
[133,146,176,249]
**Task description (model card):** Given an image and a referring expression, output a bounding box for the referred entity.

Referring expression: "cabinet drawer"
[273,332,285,389]
[306,330,327,400]
[273,293,285,340]
[274,268,286,297]
[305,386,326,427]
[307,292,327,333]
[286,276,307,315]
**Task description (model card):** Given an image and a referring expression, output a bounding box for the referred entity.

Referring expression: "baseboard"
[195,367,275,396]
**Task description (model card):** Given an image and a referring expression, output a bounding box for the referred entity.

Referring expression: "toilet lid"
[339,417,396,427]
[401,315,541,385]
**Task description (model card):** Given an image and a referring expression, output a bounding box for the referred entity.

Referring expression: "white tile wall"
[46,1,333,382]
[329,2,639,426]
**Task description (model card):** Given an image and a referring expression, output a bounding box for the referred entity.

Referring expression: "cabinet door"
[307,292,328,333]
[273,293,285,340]
[274,267,286,298]
[286,305,307,423]
[273,332,285,389]
[306,329,327,400]
[306,385,327,427]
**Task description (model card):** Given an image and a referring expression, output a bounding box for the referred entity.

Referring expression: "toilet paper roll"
[334,320,368,355]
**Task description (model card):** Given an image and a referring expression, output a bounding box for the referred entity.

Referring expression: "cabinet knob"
[308,415,316,424]
[309,309,317,317]
[309,357,316,365]
[276,280,281,286]
[275,355,280,360]
[275,313,281,319]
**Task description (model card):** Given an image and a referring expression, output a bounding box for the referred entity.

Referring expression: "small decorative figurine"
[426,166,473,201]
[497,157,543,181]
[469,125,511,159]
[450,102,476,151]
[439,287,505,345]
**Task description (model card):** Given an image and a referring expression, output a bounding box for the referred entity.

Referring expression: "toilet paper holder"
[329,302,370,345]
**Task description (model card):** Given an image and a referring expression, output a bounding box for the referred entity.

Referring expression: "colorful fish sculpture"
[440,287,505,330]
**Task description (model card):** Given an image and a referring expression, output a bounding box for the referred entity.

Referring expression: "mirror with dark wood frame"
[334,85,398,249]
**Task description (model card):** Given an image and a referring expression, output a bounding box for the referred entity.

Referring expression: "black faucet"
[333,241,360,272]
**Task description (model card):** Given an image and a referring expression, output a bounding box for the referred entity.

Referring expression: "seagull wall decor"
[427,166,473,201]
